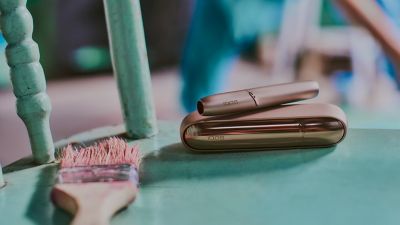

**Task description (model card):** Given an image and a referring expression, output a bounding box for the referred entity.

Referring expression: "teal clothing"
[0,34,10,88]
[180,0,283,112]
[180,0,344,113]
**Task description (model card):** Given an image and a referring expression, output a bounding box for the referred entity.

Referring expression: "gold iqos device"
[180,81,347,152]
[197,81,319,116]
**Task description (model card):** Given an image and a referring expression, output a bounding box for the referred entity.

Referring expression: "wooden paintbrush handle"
[52,182,138,225]
[71,203,110,225]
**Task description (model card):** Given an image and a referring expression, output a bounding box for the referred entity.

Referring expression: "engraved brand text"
[223,100,239,105]
[208,135,225,141]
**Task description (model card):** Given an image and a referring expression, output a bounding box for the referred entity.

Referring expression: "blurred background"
[2,0,400,165]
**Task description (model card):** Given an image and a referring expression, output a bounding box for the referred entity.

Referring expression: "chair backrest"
[336,0,400,79]
[0,0,157,171]
[272,0,323,81]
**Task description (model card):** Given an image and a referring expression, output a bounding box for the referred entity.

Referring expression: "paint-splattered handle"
[0,0,54,163]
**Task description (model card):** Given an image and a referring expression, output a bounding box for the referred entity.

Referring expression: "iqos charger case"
[180,81,347,152]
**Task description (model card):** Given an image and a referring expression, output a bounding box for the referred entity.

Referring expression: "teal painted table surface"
[1,121,399,225]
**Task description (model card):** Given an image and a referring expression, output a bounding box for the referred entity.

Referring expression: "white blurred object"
[347,28,379,107]
[271,0,322,81]
[348,28,400,110]
[269,0,400,110]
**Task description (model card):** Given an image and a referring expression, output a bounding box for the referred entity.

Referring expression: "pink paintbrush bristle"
[59,137,140,169]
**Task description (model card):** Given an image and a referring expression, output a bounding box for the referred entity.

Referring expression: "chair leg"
[0,0,54,163]
[0,164,4,188]
[103,0,157,138]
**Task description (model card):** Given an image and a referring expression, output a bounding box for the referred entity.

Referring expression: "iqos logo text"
[208,135,225,141]
[223,100,239,105]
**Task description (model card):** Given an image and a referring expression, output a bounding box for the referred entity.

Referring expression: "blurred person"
[180,0,400,113]
[180,0,283,112]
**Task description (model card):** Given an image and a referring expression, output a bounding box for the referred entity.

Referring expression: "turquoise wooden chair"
[1,0,400,224]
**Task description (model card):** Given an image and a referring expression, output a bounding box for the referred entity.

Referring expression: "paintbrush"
[51,137,140,225]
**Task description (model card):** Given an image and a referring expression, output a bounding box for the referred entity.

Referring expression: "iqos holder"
[181,81,347,152]
[197,81,319,116]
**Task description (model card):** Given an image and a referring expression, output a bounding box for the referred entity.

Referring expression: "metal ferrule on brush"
[197,81,319,116]
[57,164,139,185]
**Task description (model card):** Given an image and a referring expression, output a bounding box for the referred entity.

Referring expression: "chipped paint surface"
[0,0,54,164]
[103,0,158,138]
[2,122,400,225]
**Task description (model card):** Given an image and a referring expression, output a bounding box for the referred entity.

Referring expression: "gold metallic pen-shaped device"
[197,81,319,116]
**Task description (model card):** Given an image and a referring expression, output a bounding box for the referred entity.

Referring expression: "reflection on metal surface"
[181,103,348,152]
[198,81,319,116]
[184,118,344,151]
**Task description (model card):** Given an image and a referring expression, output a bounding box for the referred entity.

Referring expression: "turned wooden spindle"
[0,0,54,163]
